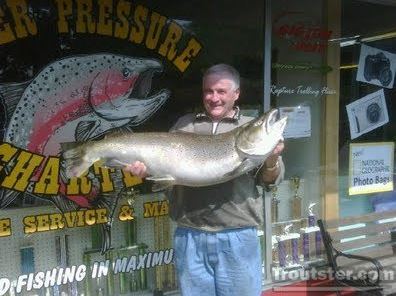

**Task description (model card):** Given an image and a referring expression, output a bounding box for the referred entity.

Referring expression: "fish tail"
[61,142,93,178]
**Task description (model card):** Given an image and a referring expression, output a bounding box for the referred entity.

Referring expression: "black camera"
[364,52,392,86]
[352,95,384,133]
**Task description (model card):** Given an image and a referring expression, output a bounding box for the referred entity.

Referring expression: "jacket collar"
[195,106,241,122]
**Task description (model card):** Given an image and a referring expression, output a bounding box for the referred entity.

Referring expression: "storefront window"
[338,0,396,218]
[269,0,332,282]
[2,0,395,294]
[268,0,396,288]
[0,1,266,295]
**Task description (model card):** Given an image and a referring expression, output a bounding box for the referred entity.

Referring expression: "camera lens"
[366,102,381,123]
[379,68,392,86]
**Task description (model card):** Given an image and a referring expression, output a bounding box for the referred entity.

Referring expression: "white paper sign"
[346,89,389,139]
[279,106,311,138]
[349,142,394,195]
[356,44,396,88]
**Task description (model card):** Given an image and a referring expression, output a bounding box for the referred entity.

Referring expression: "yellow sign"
[0,0,202,72]
[0,142,141,196]
[143,200,169,218]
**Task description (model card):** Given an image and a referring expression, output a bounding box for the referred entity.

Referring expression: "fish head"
[236,109,287,157]
[90,56,170,124]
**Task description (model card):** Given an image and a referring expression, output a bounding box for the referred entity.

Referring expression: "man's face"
[202,74,240,121]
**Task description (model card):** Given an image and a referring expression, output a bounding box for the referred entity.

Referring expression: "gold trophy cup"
[290,176,302,220]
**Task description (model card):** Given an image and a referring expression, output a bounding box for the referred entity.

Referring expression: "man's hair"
[203,64,240,90]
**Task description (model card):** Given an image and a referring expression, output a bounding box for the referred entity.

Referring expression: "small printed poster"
[349,142,394,195]
[346,89,389,139]
[356,44,396,88]
[279,106,311,138]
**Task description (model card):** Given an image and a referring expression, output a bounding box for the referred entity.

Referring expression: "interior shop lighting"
[328,35,360,47]
[334,31,396,69]
[339,64,358,70]
[334,31,396,47]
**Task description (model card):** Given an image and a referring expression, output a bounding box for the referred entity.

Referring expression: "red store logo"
[273,15,332,54]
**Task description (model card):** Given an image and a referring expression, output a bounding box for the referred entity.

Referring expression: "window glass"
[20,246,35,274]
[0,1,265,295]
[270,0,329,279]
[269,0,396,286]
[339,0,396,218]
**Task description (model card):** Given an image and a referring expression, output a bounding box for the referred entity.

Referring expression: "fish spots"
[5,54,169,169]
[89,69,137,110]
[27,98,93,153]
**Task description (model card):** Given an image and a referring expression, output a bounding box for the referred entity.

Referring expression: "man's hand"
[124,161,148,178]
[261,140,284,184]
[264,140,284,168]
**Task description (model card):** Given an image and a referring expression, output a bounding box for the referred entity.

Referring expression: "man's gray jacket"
[168,108,284,231]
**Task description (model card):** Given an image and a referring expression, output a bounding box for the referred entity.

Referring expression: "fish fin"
[75,120,100,142]
[103,130,129,139]
[151,181,174,192]
[0,80,31,128]
[116,125,135,133]
[92,179,128,254]
[100,158,128,168]
[60,142,95,178]
[0,189,21,208]
[100,223,112,254]
[224,159,256,178]
[146,175,175,192]
[122,89,171,127]
[51,195,79,212]
[146,175,175,182]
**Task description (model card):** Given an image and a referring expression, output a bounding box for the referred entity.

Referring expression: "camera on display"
[352,95,384,133]
[364,52,393,87]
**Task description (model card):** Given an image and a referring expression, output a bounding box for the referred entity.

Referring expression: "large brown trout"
[62,109,287,190]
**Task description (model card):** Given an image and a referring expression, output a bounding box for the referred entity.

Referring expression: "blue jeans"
[173,227,262,296]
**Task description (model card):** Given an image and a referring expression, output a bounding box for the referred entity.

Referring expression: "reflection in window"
[20,246,35,274]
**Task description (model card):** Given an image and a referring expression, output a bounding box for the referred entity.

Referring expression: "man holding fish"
[126,64,285,296]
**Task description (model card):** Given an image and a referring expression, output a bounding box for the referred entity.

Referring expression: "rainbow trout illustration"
[0,54,170,209]
[62,109,287,191]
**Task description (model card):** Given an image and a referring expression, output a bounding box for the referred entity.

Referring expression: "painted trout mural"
[0,53,170,251]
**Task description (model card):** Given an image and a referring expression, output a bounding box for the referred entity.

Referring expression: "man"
[126,64,284,296]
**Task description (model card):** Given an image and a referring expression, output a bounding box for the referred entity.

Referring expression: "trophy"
[308,202,322,257]
[272,241,280,269]
[300,203,321,262]
[270,185,280,223]
[308,202,317,227]
[290,176,302,220]
[277,224,294,268]
[276,227,287,268]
